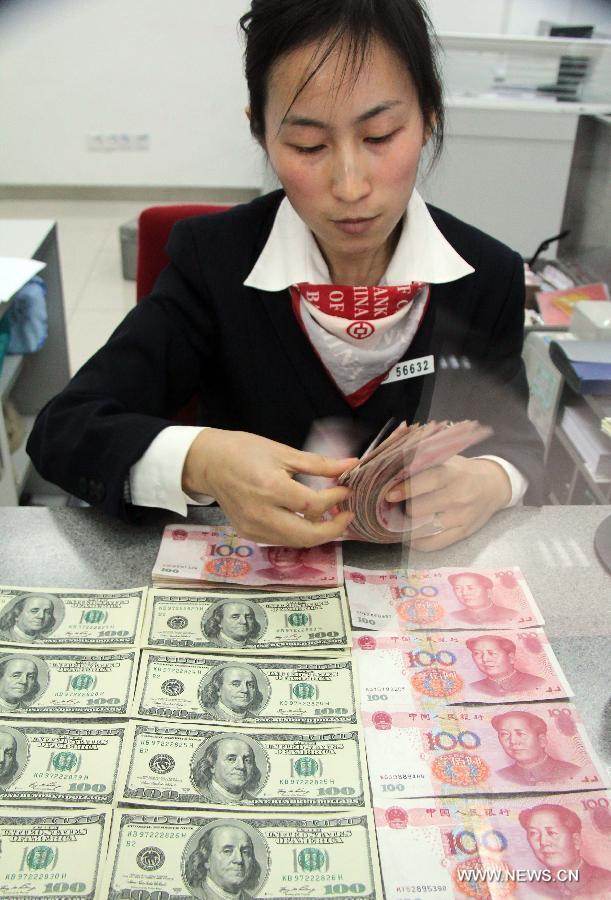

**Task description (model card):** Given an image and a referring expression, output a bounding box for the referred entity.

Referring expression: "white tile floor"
[0,198,162,374]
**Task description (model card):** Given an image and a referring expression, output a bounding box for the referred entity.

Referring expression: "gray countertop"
[1,505,609,767]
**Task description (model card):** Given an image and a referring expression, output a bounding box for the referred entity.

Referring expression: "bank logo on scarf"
[289,281,430,408]
[296,282,424,340]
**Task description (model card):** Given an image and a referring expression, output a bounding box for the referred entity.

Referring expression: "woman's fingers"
[279,479,352,519]
[281,508,354,548]
[385,465,446,502]
[240,507,353,548]
[288,448,358,479]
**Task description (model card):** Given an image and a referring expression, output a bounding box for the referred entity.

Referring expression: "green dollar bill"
[0,720,130,805]
[0,649,138,717]
[134,651,358,726]
[0,807,111,899]
[0,585,146,647]
[120,721,368,809]
[103,809,382,899]
[143,587,351,653]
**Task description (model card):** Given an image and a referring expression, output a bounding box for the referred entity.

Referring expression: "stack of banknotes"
[338,419,492,542]
[152,523,344,589]
[0,547,609,898]
[344,565,611,897]
[0,578,382,897]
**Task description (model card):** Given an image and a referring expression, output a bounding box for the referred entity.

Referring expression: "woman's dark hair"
[239,0,444,161]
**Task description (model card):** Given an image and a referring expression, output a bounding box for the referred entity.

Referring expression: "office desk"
[1,505,609,769]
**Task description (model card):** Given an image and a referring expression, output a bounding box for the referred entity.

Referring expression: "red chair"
[136,204,230,421]
[136,204,229,300]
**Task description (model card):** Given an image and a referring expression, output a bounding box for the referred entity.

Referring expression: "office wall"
[1,0,610,189]
[0,0,259,188]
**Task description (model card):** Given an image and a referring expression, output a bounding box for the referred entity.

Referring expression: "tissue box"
[570,301,611,341]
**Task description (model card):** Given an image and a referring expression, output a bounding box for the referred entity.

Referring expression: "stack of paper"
[561,403,611,478]
[0,256,45,309]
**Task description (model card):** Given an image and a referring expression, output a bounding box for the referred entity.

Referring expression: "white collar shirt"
[244,189,474,290]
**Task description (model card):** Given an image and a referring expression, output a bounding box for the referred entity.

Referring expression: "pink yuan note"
[374,791,611,899]
[154,524,343,589]
[355,630,572,707]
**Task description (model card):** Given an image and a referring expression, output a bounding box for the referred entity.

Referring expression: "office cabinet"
[0,220,70,505]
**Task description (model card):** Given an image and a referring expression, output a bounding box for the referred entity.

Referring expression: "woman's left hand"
[385,456,513,551]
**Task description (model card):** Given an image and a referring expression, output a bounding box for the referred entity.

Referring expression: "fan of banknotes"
[337,418,492,543]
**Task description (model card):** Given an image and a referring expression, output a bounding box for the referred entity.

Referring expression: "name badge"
[382,355,435,384]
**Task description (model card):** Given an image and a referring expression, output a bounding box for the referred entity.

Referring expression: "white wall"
[0,0,262,188]
[1,0,610,189]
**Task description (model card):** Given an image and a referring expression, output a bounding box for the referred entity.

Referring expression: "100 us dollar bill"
[103,809,382,899]
[0,649,138,717]
[120,721,368,809]
[0,807,111,899]
[133,651,358,726]
[0,720,130,805]
[0,584,146,646]
[143,587,351,653]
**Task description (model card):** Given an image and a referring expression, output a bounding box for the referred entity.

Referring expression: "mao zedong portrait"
[184,822,263,900]
[465,635,545,698]
[202,602,263,649]
[519,803,611,897]
[199,666,266,722]
[0,593,58,642]
[0,727,19,788]
[491,710,581,787]
[192,736,263,804]
[0,655,41,711]
[448,573,517,626]
[255,547,323,583]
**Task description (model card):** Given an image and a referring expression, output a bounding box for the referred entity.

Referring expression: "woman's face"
[262,36,429,271]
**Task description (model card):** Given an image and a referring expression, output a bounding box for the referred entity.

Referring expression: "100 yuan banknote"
[345,566,544,631]
[0,720,130,805]
[143,587,351,653]
[0,648,138,717]
[354,630,572,708]
[120,721,368,809]
[103,809,382,899]
[0,807,111,899]
[374,791,611,899]
[134,651,358,726]
[363,701,608,800]
[152,524,343,589]
[0,584,146,646]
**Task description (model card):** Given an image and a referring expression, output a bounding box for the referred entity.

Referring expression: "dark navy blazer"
[27,190,544,518]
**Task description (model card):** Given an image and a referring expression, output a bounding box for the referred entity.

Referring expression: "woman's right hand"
[182,428,357,547]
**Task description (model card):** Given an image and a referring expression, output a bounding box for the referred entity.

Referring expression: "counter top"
[1,505,609,767]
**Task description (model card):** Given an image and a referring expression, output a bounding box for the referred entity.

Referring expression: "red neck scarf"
[289,281,429,407]
[291,281,424,339]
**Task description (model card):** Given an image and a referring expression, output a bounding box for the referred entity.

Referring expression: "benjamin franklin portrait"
[0,592,62,643]
[191,733,269,804]
[198,664,269,723]
[0,654,48,711]
[0,724,27,788]
[183,819,269,900]
[201,600,267,649]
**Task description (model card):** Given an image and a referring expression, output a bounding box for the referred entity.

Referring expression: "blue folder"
[549,341,611,395]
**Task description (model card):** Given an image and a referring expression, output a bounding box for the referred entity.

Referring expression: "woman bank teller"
[27,0,544,550]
